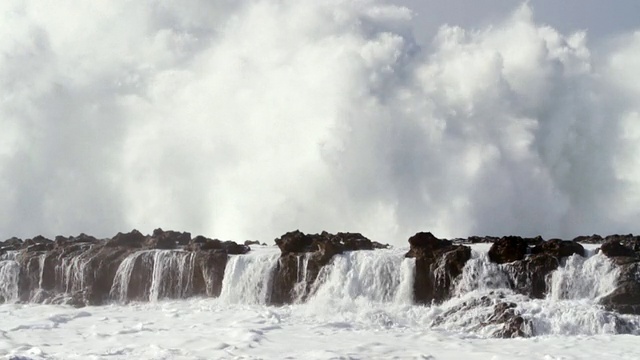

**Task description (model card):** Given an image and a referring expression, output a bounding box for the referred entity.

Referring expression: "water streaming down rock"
[0,229,244,305]
[429,246,639,337]
[110,249,229,303]
[307,249,415,307]
[1,230,640,338]
[0,256,20,303]
[218,249,281,305]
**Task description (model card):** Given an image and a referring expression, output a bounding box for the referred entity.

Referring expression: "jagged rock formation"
[269,230,388,305]
[432,294,531,338]
[0,229,248,306]
[598,235,640,315]
[405,232,471,304]
[2,229,640,339]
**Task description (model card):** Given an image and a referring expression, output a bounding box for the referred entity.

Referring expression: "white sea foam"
[1,245,640,358]
[1,1,640,244]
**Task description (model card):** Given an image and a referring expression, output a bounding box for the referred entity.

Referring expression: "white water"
[0,245,640,360]
[110,250,198,303]
[1,245,640,358]
[0,258,19,303]
[218,248,280,305]
[2,1,640,244]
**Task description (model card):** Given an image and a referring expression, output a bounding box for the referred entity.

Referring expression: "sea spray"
[2,2,640,242]
[427,248,640,336]
[218,249,280,305]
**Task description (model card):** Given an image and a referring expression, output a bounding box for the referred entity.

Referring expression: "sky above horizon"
[396,0,640,44]
[0,1,639,244]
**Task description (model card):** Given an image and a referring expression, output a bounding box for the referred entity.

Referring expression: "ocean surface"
[2,245,639,360]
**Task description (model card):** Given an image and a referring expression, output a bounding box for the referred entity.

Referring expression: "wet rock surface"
[2,229,640,339]
[405,232,471,304]
[597,238,640,315]
[484,237,586,299]
[3,229,246,306]
[270,230,389,305]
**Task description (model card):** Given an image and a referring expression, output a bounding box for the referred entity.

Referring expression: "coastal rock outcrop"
[405,232,471,304]
[2,228,640,339]
[486,237,585,299]
[598,237,640,315]
[3,229,245,306]
[269,230,388,305]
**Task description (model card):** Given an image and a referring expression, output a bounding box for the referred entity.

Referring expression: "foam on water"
[1,245,640,358]
[1,1,640,244]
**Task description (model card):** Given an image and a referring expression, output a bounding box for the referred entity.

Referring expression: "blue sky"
[395,0,640,44]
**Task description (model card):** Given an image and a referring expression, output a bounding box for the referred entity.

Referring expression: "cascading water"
[1,243,639,337]
[548,252,620,301]
[56,253,91,294]
[292,253,313,303]
[307,249,414,307]
[0,255,20,303]
[110,250,198,303]
[428,247,640,336]
[218,248,280,305]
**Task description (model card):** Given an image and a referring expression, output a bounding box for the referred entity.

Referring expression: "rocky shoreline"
[1,229,640,337]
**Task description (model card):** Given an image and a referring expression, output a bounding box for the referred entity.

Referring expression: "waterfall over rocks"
[1,229,640,337]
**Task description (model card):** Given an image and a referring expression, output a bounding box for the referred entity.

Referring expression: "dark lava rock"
[573,234,604,244]
[600,262,640,315]
[6,229,239,306]
[466,236,500,244]
[2,237,23,250]
[405,232,471,304]
[490,302,529,338]
[274,230,316,254]
[244,240,261,246]
[600,240,638,259]
[105,230,147,248]
[405,232,452,257]
[187,236,249,255]
[431,294,530,338]
[604,234,640,252]
[489,238,583,299]
[504,254,559,299]
[488,236,529,264]
[25,242,55,252]
[21,235,53,249]
[274,230,384,255]
[531,239,584,259]
[270,230,387,305]
[151,228,191,248]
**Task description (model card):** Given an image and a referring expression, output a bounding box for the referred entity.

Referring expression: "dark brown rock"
[270,230,385,305]
[604,234,640,251]
[600,240,638,259]
[505,254,559,299]
[573,234,604,244]
[531,239,585,259]
[2,237,22,249]
[187,236,249,254]
[600,262,640,315]
[105,230,146,248]
[488,236,529,264]
[151,228,191,248]
[406,232,471,304]
[490,302,529,338]
[274,230,315,254]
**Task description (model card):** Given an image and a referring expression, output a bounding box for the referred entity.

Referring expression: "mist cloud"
[1,1,639,245]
